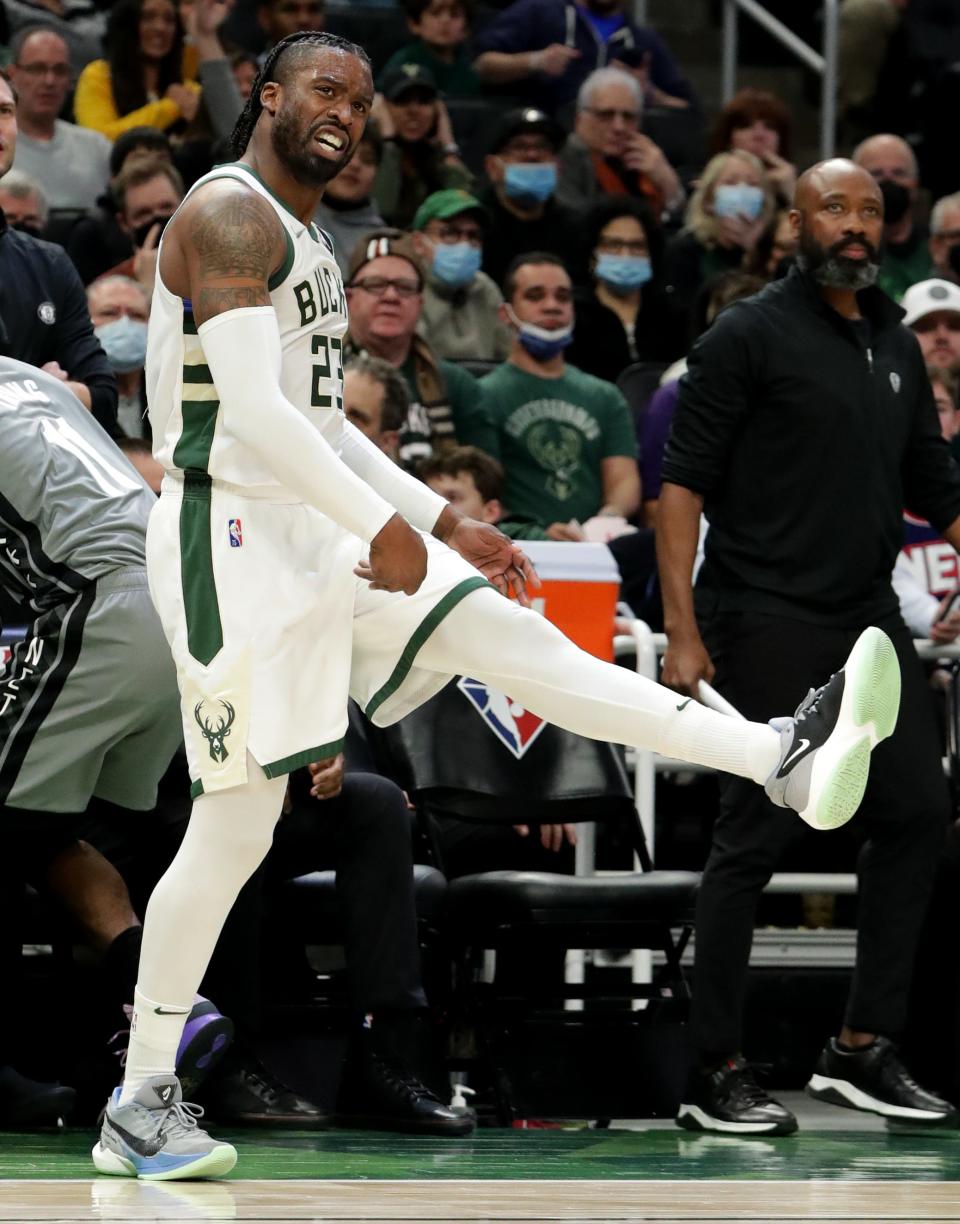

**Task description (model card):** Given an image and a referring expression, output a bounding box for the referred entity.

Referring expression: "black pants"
[691,610,949,1057]
[265,770,427,1018]
[82,770,427,1036]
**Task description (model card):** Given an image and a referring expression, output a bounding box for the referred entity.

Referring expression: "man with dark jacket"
[0,72,117,435]
[658,159,960,1135]
[472,0,694,115]
[479,107,582,293]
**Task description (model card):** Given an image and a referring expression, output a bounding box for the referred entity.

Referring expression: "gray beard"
[797,249,880,291]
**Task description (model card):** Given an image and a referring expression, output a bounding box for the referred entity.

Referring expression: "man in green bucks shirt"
[480,250,641,539]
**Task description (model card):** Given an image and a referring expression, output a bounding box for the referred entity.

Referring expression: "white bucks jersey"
[147,162,349,490]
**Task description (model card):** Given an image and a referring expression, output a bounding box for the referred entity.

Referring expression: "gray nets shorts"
[0,566,181,814]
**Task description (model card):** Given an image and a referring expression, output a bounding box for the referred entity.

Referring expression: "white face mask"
[712,182,765,222]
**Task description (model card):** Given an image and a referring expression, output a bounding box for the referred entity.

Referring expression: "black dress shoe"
[0,1064,76,1129]
[203,1054,329,1129]
[807,1037,957,1122]
[676,1055,798,1136]
[336,1046,476,1137]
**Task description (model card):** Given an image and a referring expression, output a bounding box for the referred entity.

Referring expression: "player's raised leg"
[415,587,900,832]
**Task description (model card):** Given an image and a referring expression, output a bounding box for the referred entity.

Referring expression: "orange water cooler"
[516,541,621,662]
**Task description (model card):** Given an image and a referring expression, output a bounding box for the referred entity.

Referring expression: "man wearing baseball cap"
[344,229,498,469]
[902,278,960,372]
[411,189,511,362]
[479,107,582,290]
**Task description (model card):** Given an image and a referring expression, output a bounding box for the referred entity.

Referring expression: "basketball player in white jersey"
[93,31,902,1180]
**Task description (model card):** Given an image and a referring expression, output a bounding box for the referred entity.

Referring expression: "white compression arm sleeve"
[338,418,448,534]
[198,307,395,542]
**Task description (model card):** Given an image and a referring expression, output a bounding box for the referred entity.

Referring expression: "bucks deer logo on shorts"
[194,698,236,762]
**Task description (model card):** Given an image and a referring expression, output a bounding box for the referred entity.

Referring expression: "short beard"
[797,230,881,291]
[270,108,349,187]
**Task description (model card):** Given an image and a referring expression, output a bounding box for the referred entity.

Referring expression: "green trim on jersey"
[190,778,204,799]
[263,737,346,780]
[364,576,491,721]
[179,472,224,666]
[232,163,321,244]
[269,229,296,289]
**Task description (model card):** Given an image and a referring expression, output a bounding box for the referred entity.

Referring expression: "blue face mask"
[712,182,765,221]
[595,253,653,291]
[505,304,573,361]
[95,316,148,374]
[502,161,557,205]
[431,241,482,288]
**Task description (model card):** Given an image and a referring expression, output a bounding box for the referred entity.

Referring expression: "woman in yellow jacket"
[75,0,201,142]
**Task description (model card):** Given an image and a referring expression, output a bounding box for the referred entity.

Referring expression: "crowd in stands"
[4,0,960,1132]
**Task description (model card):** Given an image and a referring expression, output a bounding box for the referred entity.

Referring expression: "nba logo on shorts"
[228,518,243,548]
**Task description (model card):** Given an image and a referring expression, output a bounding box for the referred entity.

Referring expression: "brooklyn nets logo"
[194,699,236,763]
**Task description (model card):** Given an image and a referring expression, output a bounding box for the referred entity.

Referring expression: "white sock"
[419,589,782,785]
[119,987,190,1105]
[119,753,285,1104]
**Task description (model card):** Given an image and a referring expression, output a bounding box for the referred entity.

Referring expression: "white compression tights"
[120,756,286,1103]
[417,587,781,785]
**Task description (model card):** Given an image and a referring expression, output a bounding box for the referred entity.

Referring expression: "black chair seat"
[445,869,699,934]
[284,864,447,938]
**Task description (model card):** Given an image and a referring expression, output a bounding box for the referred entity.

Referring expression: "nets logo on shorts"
[228,518,243,548]
[457,677,547,760]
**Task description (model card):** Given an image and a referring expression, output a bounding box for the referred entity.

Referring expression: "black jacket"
[663,266,960,626]
[568,288,685,383]
[0,214,118,436]
[479,189,583,292]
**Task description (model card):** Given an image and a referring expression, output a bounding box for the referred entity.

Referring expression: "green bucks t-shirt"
[480,362,637,526]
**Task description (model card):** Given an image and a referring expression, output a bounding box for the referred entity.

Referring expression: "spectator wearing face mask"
[410,188,511,362]
[480,251,640,541]
[568,195,683,383]
[664,150,776,324]
[87,274,150,439]
[0,167,48,237]
[853,132,932,301]
[479,107,582,292]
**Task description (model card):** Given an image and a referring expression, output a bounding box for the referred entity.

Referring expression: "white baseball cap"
[901,278,960,327]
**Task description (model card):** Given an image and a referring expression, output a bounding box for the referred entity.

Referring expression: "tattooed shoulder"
[187,182,281,321]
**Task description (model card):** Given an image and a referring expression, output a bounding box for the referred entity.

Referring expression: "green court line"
[1,1127,959,1182]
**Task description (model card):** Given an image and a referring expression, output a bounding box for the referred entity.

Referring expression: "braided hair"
[230,31,371,160]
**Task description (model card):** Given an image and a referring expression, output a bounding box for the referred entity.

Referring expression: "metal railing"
[722,0,839,160]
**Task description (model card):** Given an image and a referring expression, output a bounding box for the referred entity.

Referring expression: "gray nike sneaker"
[764,626,900,830]
[92,1075,237,1181]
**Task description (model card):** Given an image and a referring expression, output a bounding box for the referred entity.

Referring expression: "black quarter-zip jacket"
[662,266,960,626]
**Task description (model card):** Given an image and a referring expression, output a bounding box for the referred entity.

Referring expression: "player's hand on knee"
[661,630,715,696]
[357,514,428,595]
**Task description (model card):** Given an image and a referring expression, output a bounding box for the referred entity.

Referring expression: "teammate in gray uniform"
[0,357,228,1121]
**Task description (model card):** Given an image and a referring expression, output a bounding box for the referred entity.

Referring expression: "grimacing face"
[263,48,373,188]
